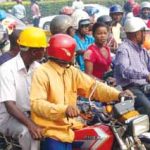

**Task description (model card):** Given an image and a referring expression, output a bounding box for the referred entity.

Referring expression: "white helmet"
[124,17,147,32]
[141,1,150,10]
[71,9,90,29]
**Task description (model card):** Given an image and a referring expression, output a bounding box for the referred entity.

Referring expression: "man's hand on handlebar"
[66,105,80,118]
[118,90,135,100]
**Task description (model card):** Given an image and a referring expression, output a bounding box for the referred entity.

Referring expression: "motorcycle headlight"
[131,115,149,136]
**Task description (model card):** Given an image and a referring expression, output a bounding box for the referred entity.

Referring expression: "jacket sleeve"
[75,68,120,102]
[115,49,149,79]
[30,68,67,121]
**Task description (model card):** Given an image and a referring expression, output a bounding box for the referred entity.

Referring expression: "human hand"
[27,121,44,140]
[146,74,150,83]
[107,77,116,87]
[118,90,135,100]
[66,105,80,118]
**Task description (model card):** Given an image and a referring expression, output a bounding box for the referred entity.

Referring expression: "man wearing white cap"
[114,17,150,115]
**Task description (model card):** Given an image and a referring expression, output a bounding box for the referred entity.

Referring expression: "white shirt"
[72,0,84,10]
[0,53,40,125]
[12,4,26,20]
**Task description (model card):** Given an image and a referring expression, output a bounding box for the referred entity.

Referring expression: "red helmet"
[47,34,76,63]
[132,3,140,16]
[60,6,74,15]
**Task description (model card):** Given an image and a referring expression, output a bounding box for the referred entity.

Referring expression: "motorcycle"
[0,100,150,150]
[73,97,150,150]
[0,93,150,150]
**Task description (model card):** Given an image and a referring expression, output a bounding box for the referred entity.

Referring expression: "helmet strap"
[48,57,72,67]
[20,46,29,52]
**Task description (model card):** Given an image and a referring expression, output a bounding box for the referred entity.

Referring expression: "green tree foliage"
[0,0,145,21]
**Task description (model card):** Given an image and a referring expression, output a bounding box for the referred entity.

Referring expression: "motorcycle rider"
[39,14,75,64]
[30,33,134,150]
[140,1,150,25]
[114,17,150,115]
[109,4,124,46]
[0,27,47,150]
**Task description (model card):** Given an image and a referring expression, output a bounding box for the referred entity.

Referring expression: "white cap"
[141,1,150,9]
[71,9,90,29]
[124,17,148,32]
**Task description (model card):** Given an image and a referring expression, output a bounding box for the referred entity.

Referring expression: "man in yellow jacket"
[30,34,133,150]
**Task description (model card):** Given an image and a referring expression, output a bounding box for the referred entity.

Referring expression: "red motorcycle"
[73,97,150,150]
[0,99,150,150]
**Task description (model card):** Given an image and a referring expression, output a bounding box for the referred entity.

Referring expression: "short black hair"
[92,22,108,35]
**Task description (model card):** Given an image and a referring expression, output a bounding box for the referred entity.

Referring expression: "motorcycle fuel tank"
[73,124,114,150]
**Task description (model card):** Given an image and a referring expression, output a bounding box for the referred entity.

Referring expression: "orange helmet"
[47,34,76,63]
[143,39,150,50]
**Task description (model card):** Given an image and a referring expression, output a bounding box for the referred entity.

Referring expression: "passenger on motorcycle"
[84,22,116,87]
[114,17,150,116]
[74,19,94,71]
[97,15,118,54]
[30,33,134,150]
[84,22,112,80]
[0,27,47,150]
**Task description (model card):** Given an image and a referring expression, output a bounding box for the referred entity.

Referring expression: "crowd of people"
[0,0,150,150]
[11,0,41,26]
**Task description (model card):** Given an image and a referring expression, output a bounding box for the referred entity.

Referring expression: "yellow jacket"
[30,61,120,143]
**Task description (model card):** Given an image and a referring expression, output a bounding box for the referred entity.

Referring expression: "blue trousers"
[123,84,150,115]
[41,138,72,150]
[33,17,40,27]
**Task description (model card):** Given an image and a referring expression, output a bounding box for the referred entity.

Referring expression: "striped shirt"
[114,39,150,87]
